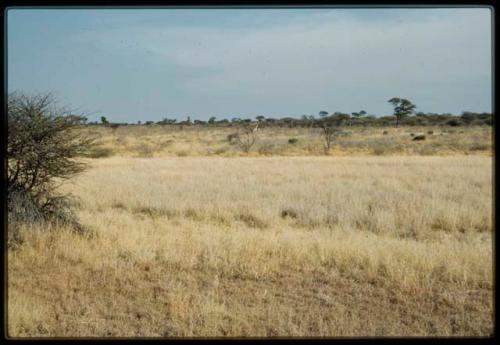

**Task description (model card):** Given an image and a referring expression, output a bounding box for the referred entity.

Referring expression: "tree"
[256,115,265,122]
[157,118,177,125]
[235,122,260,153]
[319,111,329,118]
[7,92,94,241]
[321,123,341,155]
[319,116,343,155]
[100,116,109,126]
[351,110,367,118]
[388,98,416,127]
[208,116,217,124]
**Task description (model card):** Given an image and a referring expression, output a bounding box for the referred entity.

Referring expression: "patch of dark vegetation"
[281,208,299,219]
[288,138,299,144]
[446,119,462,127]
[413,135,426,141]
[112,202,127,210]
[7,92,94,248]
[236,212,269,229]
[382,130,389,135]
[427,130,434,135]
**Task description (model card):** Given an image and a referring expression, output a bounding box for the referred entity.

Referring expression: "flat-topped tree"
[388,98,417,127]
[351,110,367,118]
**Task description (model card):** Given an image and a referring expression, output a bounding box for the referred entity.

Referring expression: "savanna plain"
[8,125,493,337]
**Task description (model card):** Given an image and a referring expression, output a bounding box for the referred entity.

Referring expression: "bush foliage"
[7,92,94,242]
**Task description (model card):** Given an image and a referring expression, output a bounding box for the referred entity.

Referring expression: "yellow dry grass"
[83,125,492,158]
[7,154,493,337]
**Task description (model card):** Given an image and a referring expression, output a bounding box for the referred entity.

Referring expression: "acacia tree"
[388,98,416,127]
[319,116,343,155]
[235,122,260,153]
[351,110,367,118]
[7,92,94,239]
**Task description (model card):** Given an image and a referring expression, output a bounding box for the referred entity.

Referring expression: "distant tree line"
[85,98,492,128]
[87,111,492,128]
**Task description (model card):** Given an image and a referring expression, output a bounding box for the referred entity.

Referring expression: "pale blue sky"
[7,8,492,122]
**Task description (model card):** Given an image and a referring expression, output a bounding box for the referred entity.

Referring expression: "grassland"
[83,124,492,158]
[7,126,493,337]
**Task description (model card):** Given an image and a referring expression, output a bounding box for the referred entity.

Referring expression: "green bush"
[288,138,299,144]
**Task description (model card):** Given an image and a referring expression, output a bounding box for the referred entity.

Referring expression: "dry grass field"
[7,126,493,337]
[83,125,492,158]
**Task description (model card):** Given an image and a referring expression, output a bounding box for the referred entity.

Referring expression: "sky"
[7,7,493,123]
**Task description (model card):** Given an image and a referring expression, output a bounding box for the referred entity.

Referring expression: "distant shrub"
[176,150,189,157]
[447,119,462,127]
[382,130,389,135]
[427,130,434,135]
[288,138,299,144]
[413,135,426,141]
[281,208,299,219]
